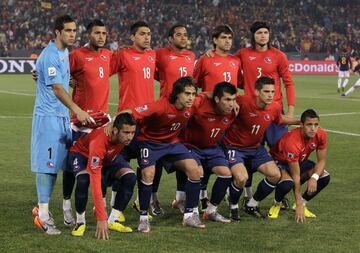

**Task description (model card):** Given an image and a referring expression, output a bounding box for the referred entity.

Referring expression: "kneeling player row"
[63,77,329,238]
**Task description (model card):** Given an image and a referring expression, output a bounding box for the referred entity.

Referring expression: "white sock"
[247,197,259,207]
[110,191,117,207]
[76,211,86,224]
[338,78,342,88]
[63,199,71,211]
[230,204,238,209]
[244,187,253,198]
[183,212,193,219]
[342,78,349,88]
[200,189,208,199]
[140,215,148,221]
[108,208,120,223]
[38,203,49,221]
[206,202,217,214]
[345,86,355,95]
[193,207,199,214]
[176,191,186,201]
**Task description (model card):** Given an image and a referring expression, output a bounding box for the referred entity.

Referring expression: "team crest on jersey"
[229,61,236,68]
[184,111,191,118]
[100,54,108,61]
[185,56,192,62]
[310,143,317,149]
[135,105,149,112]
[148,55,155,63]
[264,114,271,121]
[48,67,56,77]
[222,117,229,124]
[264,57,272,64]
[91,156,100,169]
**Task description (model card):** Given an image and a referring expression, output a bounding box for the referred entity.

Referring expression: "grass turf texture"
[0,74,359,253]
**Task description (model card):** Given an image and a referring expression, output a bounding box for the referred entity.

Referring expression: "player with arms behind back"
[337,47,352,93]
[62,19,113,227]
[194,25,241,91]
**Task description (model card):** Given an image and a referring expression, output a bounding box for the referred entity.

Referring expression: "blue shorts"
[224,145,273,172]
[137,141,193,170]
[68,152,131,177]
[276,159,316,174]
[31,115,72,174]
[190,145,229,173]
[264,122,288,148]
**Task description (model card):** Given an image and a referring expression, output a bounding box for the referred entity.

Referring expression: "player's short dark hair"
[130,21,150,35]
[168,24,186,38]
[250,21,271,49]
[53,15,75,34]
[86,19,105,33]
[213,82,237,102]
[169,76,198,104]
[113,113,136,130]
[301,109,319,123]
[255,76,275,91]
[212,25,234,39]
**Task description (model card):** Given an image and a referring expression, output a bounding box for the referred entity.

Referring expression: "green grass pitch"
[0,74,359,252]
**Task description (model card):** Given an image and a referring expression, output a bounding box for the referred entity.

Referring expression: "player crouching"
[68,113,137,239]
[268,109,330,222]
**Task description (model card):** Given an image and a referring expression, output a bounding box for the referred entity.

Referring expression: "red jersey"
[236,47,295,108]
[224,95,283,148]
[111,46,156,111]
[69,47,112,115]
[183,94,236,149]
[156,46,195,97]
[132,97,201,143]
[194,51,240,91]
[270,127,327,164]
[70,127,125,221]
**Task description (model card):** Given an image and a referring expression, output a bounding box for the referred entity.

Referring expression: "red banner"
[288,60,338,75]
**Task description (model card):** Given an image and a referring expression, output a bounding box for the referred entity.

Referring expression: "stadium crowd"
[0,0,359,57]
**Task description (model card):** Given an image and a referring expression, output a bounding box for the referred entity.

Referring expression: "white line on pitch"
[0,115,32,119]
[0,90,34,96]
[324,129,360,137]
[297,95,360,102]
[319,112,360,116]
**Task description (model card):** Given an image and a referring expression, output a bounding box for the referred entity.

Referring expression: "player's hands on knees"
[295,204,305,223]
[307,178,317,195]
[95,220,109,240]
[77,110,95,125]
[32,70,38,82]
[104,122,114,136]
